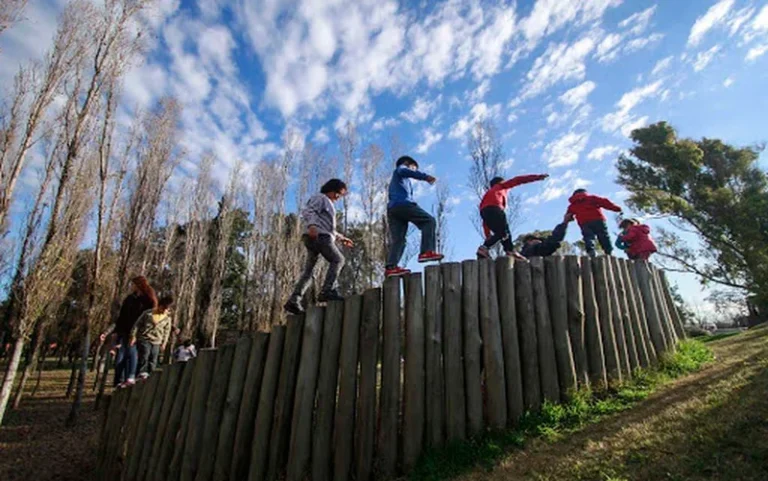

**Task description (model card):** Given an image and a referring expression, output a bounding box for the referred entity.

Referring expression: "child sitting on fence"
[520,212,574,258]
[566,188,623,257]
[132,295,174,379]
[173,340,197,362]
[476,173,549,259]
[284,179,354,315]
[616,218,657,261]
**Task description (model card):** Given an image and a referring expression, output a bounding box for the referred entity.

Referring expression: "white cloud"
[543,131,589,168]
[449,102,501,139]
[313,127,330,144]
[602,80,662,136]
[723,76,735,87]
[693,45,721,71]
[521,35,596,99]
[651,55,673,76]
[595,33,623,62]
[402,95,442,123]
[559,80,596,109]
[587,145,621,161]
[688,0,735,47]
[371,117,400,131]
[467,79,491,103]
[728,7,756,36]
[521,0,621,46]
[415,128,443,154]
[527,169,591,204]
[619,6,657,36]
[746,44,768,61]
[740,5,767,43]
[625,33,664,53]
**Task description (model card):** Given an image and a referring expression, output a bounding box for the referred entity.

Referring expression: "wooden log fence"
[96,257,685,481]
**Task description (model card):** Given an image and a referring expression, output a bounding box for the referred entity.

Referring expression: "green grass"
[698,331,741,343]
[409,340,714,481]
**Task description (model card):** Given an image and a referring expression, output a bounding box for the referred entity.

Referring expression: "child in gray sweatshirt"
[284,179,353,314]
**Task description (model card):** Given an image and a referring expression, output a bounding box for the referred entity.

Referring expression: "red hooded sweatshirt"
[566,191,622,226]
[479,174,548,211]
[620,224,658,256]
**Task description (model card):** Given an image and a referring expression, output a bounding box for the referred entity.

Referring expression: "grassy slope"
[420,326,768,481]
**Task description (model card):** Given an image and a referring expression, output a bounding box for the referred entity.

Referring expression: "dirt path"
[0,367,99,481]
[457,326,768,481]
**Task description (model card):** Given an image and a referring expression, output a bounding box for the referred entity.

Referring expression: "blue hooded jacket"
[388,165,429,209]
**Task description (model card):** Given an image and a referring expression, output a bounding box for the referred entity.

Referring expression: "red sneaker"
[418,251,444,263]
[385,267,411,277]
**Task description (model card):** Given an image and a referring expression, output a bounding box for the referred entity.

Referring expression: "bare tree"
[0,0,28,37]
[434,183,453,257]
[359,143,386,288]
[337,122,357,232]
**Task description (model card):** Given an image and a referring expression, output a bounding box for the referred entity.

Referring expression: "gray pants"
[291,234,345,301]
[387,203,436,268]
[137,340,160,376]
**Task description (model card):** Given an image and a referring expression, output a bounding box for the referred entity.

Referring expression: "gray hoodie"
[302,193,337,239]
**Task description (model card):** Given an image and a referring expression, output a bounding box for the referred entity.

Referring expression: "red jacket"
[479,174,548,211]
[566,191,622,226]
[619,224,657,256]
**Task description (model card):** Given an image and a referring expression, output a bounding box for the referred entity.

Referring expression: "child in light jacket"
[132,295,174,379]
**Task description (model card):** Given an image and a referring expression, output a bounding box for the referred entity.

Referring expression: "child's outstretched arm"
[594,195,622,212]
[397,165,435,183]
[499,174,548,189]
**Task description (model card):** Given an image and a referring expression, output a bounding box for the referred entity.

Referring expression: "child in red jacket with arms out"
[617,219,657,261]
[477,173,548,258]
[567,188,622,257]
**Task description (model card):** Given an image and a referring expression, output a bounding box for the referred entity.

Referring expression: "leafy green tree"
[617,121,768,306]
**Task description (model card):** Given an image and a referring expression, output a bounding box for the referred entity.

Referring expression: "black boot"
[284,298,305,315]
[318,290,344,303]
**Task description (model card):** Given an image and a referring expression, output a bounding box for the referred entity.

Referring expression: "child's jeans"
[137,340,161,376]
[113,334,137,386]
[581,220,613,256]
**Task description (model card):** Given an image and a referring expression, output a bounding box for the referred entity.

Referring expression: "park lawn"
[415,325,768,481]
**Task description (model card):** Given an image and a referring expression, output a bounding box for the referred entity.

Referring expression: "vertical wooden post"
[403,273,425,470]
[565,256,589,386]
[355,288,381,481]
[609,257,640,374]
[633,261,668,357]
[179,349,217,481]
[153,357,196,481]
[530,257,559,402]
[333,295,363,481]
[544,256,577,400]
[379,277,402,475]
[514,259,541,412]
[581,257,607,389]
[617,260,651,369]
[424,265,445,445]
[287,306,325,481]
[651,267,678,348]
[626,261,658,365]
[125,371,163,480]
[266,315,305,481]
[213,336,255,481]
[230,333,270,481]
[246,328,285,481]
[461,260,483,435]
[443,263,467,438]
[479,258,507,429]
[196,346,237,481]
[658,270,686,339]
[593,257,622,382]
[101,388,131,480]
[495,257,524,423]
[140,363,184,481]
[604,258,631,378]
[121,381,148,479]
[312,301,344,481]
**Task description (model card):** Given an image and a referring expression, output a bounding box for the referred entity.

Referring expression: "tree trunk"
[66,326,90,426]
[65,348,79,398]
[12,321,44,409]
[0,337,24,426]
[31,345,48,397]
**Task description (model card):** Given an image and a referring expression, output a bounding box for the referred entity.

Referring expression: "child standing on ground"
[476,173,549,258]
[566,188,623,257]
[132,295,174,379]
[284,179,354,315]
[616,218,657,261]
[385,156,443,277]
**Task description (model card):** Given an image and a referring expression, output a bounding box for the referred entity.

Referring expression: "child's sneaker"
[138,373,149,381]
[284,299,304,315]
[418,251,444,263]
[385,266,411,277]
[118,378,136,389]
[476,246,490,259]
[318,290,344,303]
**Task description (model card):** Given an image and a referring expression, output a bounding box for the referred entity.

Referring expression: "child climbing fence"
[95,256,685,481]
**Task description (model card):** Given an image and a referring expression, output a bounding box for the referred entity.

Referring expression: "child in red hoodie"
[566,188,622,257]
[476,173,548,258]
[616,219,657,261]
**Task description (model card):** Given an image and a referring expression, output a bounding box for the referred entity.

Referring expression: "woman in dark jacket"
[101,276,157,387]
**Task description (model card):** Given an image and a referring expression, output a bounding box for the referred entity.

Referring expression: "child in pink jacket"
[616,219,657,261]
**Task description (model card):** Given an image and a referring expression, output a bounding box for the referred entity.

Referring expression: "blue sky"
[2,0,768,313]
